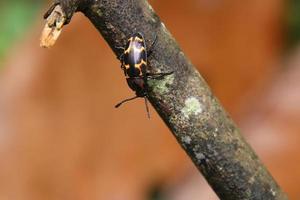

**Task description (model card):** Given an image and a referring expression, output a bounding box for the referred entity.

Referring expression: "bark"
[42,0,288,199]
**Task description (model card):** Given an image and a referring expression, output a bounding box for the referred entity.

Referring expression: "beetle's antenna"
[144,97,150,118]
[115,96,139,108]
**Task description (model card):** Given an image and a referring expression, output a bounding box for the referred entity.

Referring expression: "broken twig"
[41,1,288,199]
[40,4,66,48]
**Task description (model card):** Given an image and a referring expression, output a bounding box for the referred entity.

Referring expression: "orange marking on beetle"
[124,37,134,54]
[125,64,130,69]
[135,37,143,42]
[135,60,147,70]
[124,47,130,54]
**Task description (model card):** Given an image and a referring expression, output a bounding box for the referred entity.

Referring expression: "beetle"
[115,32,172,118]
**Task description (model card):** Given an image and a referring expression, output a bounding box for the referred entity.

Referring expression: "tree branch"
[41,0,288,199]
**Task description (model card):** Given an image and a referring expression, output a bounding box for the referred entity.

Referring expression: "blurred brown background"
[0,0,299,199]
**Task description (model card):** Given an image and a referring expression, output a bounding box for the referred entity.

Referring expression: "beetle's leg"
[115,96,139,108]
[115,46,125,51]
[146,71,173,79]
[115,46,125,60]
[120,62,125,70]
[118,53,125,62]
[147,35,158,57]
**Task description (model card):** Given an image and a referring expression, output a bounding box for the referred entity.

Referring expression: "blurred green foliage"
[286,0,300,49]
[0,0,42,66]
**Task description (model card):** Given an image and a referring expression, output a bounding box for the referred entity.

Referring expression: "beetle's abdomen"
[123,35,147,78]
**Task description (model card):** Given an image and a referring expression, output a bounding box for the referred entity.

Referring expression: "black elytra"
[115,32,173,118]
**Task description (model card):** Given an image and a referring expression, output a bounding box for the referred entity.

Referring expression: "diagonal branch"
[41,1,288,199]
